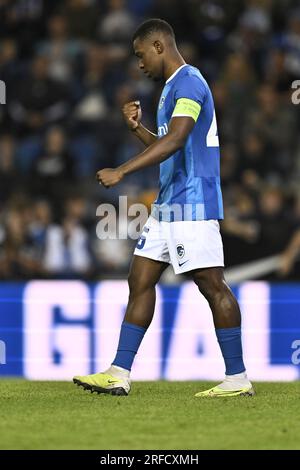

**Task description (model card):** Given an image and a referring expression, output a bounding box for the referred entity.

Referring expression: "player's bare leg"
[192,267,240,329]
[192,267,254,397]
[124,255,169,328]
[73,256,168,395]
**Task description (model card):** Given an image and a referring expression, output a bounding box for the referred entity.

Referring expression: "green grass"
[0,380,299,450]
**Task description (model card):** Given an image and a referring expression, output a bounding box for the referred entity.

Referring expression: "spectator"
[98,0,136,44]
[73,45,108,125]
[59,0,99,40]
[256,187,297,260]
[31,126,74,203]
[279,228,300,278]
[8,55,70,135]
[0,134,18,202]
[43,216,93,277]
[246,84,297,177]
[0,208,43,280]
[36,15,84,83]
[28,199,53,258]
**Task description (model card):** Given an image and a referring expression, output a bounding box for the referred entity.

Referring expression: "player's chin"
[146,71,161,81]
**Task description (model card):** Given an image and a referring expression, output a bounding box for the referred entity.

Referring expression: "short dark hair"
[132,18,175,42]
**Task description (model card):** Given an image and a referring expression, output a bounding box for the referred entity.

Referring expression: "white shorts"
[134,216,224,274]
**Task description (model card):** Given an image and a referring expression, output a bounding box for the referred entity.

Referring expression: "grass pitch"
[0,380,299,450]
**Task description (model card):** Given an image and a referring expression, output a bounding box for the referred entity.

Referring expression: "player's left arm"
[96,114,196,187]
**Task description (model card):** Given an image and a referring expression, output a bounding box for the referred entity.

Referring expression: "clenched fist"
[122,100,142,130]
[96,168,124,188]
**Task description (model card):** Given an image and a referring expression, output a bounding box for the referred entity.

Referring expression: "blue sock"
[112,321,147,371]
[216,327,246,375]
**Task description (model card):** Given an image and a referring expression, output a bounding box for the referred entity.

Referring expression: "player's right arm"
[122,101,157,147]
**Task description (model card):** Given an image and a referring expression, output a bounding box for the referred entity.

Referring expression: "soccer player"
[73,19,254,397]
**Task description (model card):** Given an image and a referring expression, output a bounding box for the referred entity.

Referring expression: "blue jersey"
[152,64,224,222]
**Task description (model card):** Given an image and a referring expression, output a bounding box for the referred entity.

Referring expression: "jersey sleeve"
[172,74,207,122]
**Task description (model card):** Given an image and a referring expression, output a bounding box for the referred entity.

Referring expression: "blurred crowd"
[0,0,300,280]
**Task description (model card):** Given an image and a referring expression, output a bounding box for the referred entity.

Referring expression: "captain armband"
[171,98,201,122]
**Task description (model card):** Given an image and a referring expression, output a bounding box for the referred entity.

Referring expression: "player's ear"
[153,40,164,55]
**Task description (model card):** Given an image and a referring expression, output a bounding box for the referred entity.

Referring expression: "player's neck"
[164,55,186,83]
